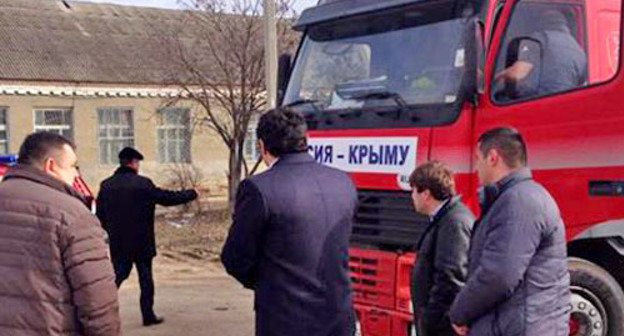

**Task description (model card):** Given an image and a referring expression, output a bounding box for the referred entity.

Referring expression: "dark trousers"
[114,257,156,321]
[414,311,457,336]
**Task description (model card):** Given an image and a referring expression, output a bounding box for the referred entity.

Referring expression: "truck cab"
[281,0,624,335]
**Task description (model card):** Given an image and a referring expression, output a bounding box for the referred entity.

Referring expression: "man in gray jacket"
[449,127,569,336]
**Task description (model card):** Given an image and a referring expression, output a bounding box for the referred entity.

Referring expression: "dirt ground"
[117,206,256,336]
[155,204,230,263]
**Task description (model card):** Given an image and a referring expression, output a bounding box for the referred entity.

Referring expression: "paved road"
[118,258,254,336]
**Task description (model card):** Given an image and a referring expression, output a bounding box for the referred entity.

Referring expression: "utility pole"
[263,0,278,108]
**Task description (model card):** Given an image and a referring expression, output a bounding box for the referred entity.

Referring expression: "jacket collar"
[416,195,461,251]
[114,165,138,175]
[273,152,315,166]
[495,167,532,192]
[3,164,86,202]
[429,198,449,221]
[431,196,461,224]
[480,167,532,213]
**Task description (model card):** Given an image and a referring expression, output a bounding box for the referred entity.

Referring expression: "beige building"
[0,0,260,196]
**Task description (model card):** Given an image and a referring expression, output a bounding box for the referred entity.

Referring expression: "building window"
[0,108,7,154]
[244,128,259,162]
[244,115,259,162]
[157,108,191,163]
[34,108,73,139]
[98,107,134,164]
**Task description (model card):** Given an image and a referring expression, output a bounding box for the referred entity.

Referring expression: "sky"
[79,0,318,13]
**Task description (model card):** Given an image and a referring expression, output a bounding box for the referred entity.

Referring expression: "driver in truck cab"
[495,10,587,100]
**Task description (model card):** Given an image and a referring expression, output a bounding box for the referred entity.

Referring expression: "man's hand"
[494,61,534,83]
[452,323,468,336]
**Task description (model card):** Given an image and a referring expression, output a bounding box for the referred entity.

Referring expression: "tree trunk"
[228,146,244,213]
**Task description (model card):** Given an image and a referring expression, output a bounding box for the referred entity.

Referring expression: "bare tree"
[165,162,206,215]
[161,0,299,210]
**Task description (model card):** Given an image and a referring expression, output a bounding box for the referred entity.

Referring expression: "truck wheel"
[569,258,624,336]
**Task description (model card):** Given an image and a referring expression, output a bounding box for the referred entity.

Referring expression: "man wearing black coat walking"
[221,108,358,336]
[96,147,198,326]
[410,161,474,336]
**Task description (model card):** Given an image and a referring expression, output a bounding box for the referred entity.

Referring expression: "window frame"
[97,107,135,165]
[0,107,9,154]
[33,107,74,140]
[244,115,260,162]
[244,127,260,162]
[488,0,606,106]
[156,107,192,164]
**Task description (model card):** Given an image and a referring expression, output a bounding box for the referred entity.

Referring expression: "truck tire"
[568,257,624,336]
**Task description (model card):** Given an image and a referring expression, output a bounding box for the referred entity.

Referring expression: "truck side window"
[492,0,621,103]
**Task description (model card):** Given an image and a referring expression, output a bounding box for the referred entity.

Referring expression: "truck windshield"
[284,16,469,116]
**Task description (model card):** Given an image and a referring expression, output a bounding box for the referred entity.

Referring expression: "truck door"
[478,0,623,238]
[478,1,624,335]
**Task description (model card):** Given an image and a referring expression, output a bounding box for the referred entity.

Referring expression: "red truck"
[0,155,13,177]
[278,0,624,335]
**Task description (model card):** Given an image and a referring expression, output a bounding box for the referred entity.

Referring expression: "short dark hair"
[478,127,527,168]
[256,108,308,157]
[17,132,76,166]
[409,161,456,201]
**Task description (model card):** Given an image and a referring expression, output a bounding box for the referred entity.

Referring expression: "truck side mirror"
[503,37,542,99]
[458,18,482,104]
[277,53,293,106]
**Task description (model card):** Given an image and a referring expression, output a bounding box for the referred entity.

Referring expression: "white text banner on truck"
[307,137,418,174]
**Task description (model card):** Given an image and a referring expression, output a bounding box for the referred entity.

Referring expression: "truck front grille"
[352,189,427,251]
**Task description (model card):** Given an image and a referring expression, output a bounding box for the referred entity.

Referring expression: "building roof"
[0,0,201,85]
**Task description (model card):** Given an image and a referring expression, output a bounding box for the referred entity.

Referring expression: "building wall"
[0,93,230,196]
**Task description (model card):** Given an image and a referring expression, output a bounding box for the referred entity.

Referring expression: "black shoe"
[143,316,164,327]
